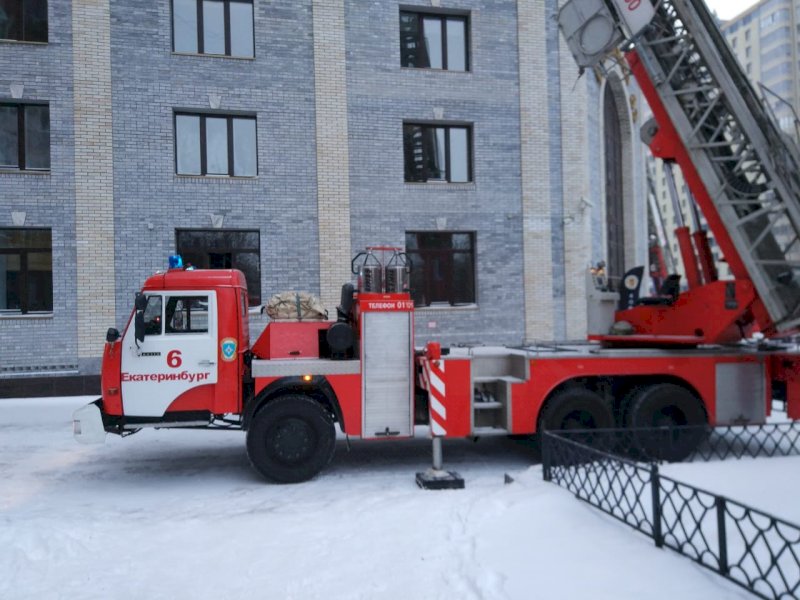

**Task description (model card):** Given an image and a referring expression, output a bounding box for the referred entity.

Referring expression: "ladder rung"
[736,205,784,228]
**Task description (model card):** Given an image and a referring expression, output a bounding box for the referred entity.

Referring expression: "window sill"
[416,303,478,312]
[172,51,255,61]
[0,312,54,320]
[400,66,471,74]
[175,174,258,181]
[0,169,50,175]
[0,38,48,46]
[404,181,475,189]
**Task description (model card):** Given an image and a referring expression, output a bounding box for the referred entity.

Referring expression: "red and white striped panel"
[426,360,447,436]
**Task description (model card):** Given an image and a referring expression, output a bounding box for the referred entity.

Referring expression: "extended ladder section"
[561,0,800,333]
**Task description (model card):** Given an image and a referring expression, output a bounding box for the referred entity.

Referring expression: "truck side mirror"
[134,313,145,344]
[135,293,148,312]
[134,293,147,344]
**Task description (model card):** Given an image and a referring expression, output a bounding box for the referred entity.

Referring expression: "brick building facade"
[0,0,647,394]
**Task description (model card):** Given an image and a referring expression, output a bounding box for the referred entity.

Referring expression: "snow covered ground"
[2,396,783,600]
[662,454,800,525]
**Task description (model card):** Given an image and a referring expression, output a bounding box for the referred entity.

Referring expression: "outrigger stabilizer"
[415,436,465,490]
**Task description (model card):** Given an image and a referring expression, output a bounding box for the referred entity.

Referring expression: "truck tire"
[625,383,707,462]
[539,388,613,434]
[246,395,335,483]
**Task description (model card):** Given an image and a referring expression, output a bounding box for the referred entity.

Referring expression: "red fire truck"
[74,0,800,484]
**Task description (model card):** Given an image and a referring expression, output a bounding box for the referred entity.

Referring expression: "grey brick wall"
[0,0,78,375]
[345,0,526,346]
[0,0,650,378]
[109,0,320,332]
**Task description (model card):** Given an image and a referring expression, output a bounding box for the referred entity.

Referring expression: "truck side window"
[165,296,209,334]
[143,296,163,335]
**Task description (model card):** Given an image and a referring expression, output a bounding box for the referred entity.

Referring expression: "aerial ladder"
[559,0,800,345]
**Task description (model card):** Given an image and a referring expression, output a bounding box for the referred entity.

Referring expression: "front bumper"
[72,400,107,444]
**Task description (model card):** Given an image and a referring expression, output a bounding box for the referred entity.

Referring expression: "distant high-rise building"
[721,0,800,135]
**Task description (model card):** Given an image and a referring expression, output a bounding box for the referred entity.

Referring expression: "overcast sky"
[704,0,759,20]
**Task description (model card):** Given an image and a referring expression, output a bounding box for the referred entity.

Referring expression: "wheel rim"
[268,417,316,465]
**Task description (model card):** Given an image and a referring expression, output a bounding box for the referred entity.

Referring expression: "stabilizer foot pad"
[415,470,465,490]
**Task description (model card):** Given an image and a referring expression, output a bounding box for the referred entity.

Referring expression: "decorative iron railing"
[542,422,800,599]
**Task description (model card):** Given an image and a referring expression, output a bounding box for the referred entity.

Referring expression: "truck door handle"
[198,360,216,367]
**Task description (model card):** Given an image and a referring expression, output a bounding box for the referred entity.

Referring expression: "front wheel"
[246,395,336,483]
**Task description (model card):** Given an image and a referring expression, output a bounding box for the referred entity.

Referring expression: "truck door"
[120,291,218,417]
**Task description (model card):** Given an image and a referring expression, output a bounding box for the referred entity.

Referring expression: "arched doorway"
[604,83,625,290]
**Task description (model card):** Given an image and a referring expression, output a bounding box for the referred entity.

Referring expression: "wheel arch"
[243,376,344,432]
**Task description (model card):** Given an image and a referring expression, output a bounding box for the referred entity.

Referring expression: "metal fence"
[547,421,800,464]
[542,423,800,600]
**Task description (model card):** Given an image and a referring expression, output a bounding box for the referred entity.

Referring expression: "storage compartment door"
[362,311,413,438]
[715,361,766,425]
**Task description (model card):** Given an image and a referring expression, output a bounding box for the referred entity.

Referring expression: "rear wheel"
[625,383,707,462]
[539,387,614,431]
[246,395,336,483]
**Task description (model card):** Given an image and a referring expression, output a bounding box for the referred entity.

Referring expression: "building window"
[405,231,475,307]
[175,229,261,305]
[172,0,254,58]
[0,103,50,171]
[174,112,257,176]
[0,0,48,43]
[399,11,469,71]
[403,123,472,183]
[0,228,52,314]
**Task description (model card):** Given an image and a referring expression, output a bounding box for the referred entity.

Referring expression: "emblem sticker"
[221,338,238,362]
[624,274,640,291]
